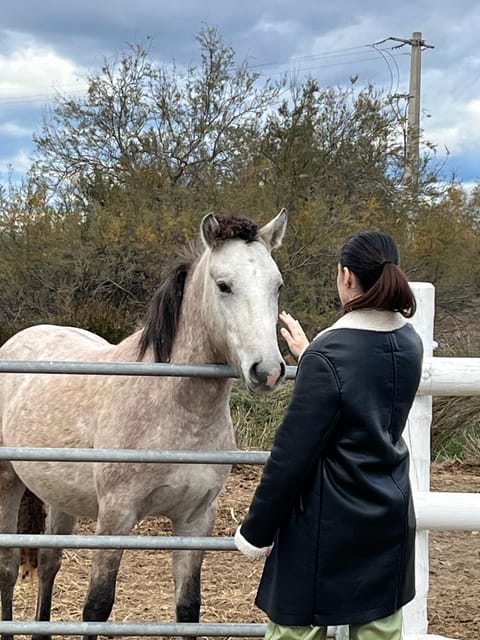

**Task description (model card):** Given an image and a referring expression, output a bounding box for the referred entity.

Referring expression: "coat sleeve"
[240,348,341,547]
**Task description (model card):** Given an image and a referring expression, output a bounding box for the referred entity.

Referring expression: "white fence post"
[403,282,435,636]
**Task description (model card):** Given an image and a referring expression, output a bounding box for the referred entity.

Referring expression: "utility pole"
[384,32,434,192]
[406,32,433,190]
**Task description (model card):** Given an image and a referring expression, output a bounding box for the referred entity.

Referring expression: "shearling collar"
[315,309,407,339]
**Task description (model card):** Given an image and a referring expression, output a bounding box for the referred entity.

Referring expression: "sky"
[1,0,479,191]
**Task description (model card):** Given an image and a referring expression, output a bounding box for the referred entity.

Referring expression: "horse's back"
[0,324,111,450]
[0,325,114,515]
[0,324,110,361]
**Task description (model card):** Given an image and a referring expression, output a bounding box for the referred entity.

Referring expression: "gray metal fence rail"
[0,359,298,379]
[0,621,268,637]
[0,448,266,549]
[0,359,344,637]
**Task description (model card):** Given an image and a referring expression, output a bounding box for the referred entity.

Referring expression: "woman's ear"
[343,266,353,289]
[346,268,364,293]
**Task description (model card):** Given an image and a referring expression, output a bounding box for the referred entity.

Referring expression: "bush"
[231,379,294,450]
[432,396,480,462]
[431,314,480,462]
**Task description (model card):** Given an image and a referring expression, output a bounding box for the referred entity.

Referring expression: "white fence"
[402,283,479,640]
[0,282,478,640]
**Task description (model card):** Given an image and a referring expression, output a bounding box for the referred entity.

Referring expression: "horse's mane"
[138,215,259,363]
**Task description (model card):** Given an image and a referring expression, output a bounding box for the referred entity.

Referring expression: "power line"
[255,51,409,80]
[0,41,410,106]
[248,42,400,68]
[0,88,86,106]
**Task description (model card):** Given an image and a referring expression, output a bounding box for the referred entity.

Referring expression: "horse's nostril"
[249,361,262,384]
[249,360,286,389]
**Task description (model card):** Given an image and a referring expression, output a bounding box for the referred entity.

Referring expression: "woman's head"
[338,230,416,318]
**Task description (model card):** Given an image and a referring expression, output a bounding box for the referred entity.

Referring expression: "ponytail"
[340,231,416,318]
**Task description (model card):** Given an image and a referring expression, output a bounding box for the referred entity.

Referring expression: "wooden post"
[403,282,435,635]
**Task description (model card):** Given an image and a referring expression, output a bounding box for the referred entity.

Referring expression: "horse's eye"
[217,281,232,294]
[277,283,284,294]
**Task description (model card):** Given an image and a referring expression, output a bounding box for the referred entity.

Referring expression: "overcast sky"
[1,0,479,190]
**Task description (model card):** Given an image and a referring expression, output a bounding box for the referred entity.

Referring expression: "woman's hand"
[279,311,310,360]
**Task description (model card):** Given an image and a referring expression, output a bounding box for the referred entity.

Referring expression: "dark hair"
[339,230,416,318]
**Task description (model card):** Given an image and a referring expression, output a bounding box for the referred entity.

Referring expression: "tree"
[33,26,283,210]
[236,80,414,337]
[406,184,480,308]
[255,80,408,213]
[3,26,479,359]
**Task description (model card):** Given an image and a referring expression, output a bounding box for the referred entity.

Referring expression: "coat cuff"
[234,526,273,560]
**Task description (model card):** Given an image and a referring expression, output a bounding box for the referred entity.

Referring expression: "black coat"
[240,310,423,627]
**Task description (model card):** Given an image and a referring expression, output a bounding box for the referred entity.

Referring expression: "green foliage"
[257,81,405,214]
[0,169,199,342]
[405,185,480,309]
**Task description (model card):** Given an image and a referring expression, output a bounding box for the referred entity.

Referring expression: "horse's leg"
[171,497,218,640]
[0,462,25,640]
[32,508,77,640]
[81,501,137,640]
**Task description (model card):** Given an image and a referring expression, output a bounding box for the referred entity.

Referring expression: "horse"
[0,209,288,640]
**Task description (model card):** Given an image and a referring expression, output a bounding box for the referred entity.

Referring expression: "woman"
[235,230,423,640]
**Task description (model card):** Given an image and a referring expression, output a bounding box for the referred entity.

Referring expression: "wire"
[255,50,408,79]
[0,90,86,106]
[249,43,385,68]
[370,44,395,95]
[0,42,409,105]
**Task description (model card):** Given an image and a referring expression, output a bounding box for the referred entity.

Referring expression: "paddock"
[0,282,478,640]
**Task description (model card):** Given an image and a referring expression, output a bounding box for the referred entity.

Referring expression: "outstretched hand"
[279,311,310,360]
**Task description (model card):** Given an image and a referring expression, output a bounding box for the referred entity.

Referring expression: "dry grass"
[433,310,480,461]
[9,464,480,640]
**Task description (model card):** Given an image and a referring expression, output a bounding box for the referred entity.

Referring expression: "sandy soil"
[12,462,479,640]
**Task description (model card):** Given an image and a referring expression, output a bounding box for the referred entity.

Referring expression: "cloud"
[428,101,480,154]
[0,34,87,180]
[0,148,33,181]
[0,0,479,185]
[0,32,87,100]
[422,60,480,154]
[0,121,33,137]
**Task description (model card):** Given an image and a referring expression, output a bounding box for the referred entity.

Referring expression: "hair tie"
[382,260,393,266]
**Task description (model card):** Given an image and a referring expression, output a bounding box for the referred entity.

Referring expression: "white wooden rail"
[403,283,479,640]
[419,357,480,395]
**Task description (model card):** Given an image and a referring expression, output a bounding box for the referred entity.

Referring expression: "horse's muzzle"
[248,360,286,392]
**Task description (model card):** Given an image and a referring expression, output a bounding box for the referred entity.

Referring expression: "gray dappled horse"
[0,210,288,640]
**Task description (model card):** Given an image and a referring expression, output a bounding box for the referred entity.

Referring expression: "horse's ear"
[201,213,220,248]
[258,208,288,251]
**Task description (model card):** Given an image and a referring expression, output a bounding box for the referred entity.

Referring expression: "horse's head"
[200,209,288,393]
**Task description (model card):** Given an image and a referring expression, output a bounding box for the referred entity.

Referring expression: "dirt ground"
[13,462,479,640]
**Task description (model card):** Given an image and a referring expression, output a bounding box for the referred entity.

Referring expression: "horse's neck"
[105,327,231,437]
[169,254,212,363]
[169,258,233,408]
[110,259,232,417]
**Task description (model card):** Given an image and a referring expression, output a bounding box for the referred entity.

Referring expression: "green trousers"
[264,610,403,640]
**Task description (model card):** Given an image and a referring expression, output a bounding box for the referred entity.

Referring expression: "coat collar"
[315,309,407,339]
